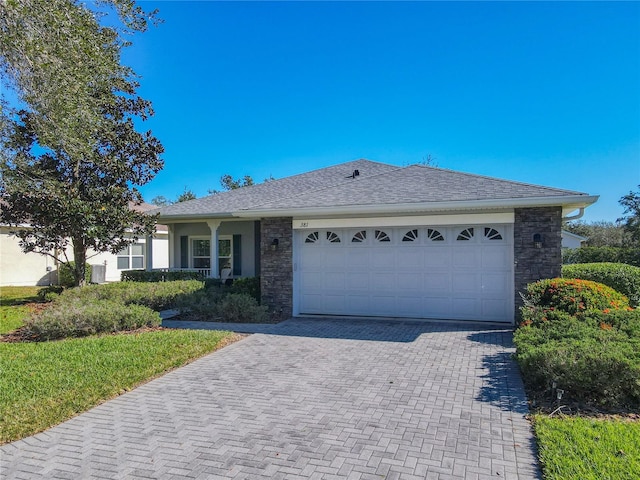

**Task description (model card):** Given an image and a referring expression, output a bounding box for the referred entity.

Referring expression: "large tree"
[0,0,163,286]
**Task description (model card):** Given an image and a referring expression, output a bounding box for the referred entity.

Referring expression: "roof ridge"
[242,161,405,210]
[408,164,587,196]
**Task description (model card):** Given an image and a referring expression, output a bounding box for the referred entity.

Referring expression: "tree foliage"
[176,188,196,203]
[0,0,163,287]
[208,174,254,194]
[619,186,640,244]
[564,220,631,248]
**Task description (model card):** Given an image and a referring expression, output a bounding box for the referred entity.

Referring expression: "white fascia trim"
[292,213,515,230]
[235,195,599,218]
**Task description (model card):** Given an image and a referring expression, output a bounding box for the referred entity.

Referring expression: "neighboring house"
[0,203,169,286]
[561,230,588,249]
[155,159,598,323]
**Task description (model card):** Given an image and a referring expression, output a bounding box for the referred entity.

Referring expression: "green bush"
[562,263,640,307]
[58,262,92,287]
[57,280,204,311]
[37,285,65,302]
[522,278,629,319]
[176,288,224,320]
[229,277,261,303]
[121,270,205,282]
[215,294,268,323]
[563,246,640,267]
[24,300,161,340]
[514,321,640,410]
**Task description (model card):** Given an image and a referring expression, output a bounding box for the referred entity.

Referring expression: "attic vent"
[346,169,360,179]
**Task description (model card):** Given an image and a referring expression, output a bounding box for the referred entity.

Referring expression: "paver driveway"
[1,318,540,479]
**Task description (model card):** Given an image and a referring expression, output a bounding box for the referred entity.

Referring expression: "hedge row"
[121,270,205,282]
[562,263,640,307]
[515,278,640,411]
[563,246,640,267]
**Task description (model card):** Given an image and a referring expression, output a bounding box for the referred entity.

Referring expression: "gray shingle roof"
[158,159,592,219]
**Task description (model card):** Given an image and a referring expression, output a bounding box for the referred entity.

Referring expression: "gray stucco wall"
[171,221,257,277]
[260,217,293,319]
[513,207,563,315]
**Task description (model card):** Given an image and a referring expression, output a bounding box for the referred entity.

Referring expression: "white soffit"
[292,212,515,230]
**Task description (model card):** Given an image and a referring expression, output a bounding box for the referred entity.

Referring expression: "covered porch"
[149,219,261,279]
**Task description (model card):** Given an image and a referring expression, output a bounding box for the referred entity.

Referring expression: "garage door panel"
[396,273,422,291]
[452,272,480,293]
[423,297,451,317]
[371,250,395,268]
[425,248,451,267]
[482,247,510,269]
[453,249,481,268]
[482,273,509,295]
[324,251,345,267]
[452,298,479,317]
[324,272,345,289]
[297,225,512,322]
[346,272,369,290]
[482,299,509,319]
[324,295,346,312]
[397,296,423,316]
[397,250,424,268]
[345,250,369,268]
[371,295,397,315]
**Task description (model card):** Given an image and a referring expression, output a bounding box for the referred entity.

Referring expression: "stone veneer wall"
[260,217,293,318]
[513,206,563,315]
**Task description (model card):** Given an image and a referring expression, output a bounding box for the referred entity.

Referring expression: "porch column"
[167,225,175,269]
[145,235,153,271]
[207,220,222,278]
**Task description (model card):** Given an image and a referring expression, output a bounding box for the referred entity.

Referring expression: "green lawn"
[0,286,236,444]
[0,286,41,334]
[535,415,640,480]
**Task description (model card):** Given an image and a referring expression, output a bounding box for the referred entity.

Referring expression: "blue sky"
[127,1,637,221]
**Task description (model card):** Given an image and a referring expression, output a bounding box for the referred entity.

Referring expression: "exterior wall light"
[271,238,279,251]
[533,233,543,249]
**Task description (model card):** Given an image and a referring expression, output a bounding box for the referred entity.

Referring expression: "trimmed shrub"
[514,321,640,410]
[175,288,224,320]
[24,300,161,340]
[563,246,640,267]
[522,278,629,318]
[58,262,92,287]
[56,280,204,311]
[562,262,640,307]
[229,277,261,303]
[121,270,205,282]
[37,285,65,302]
[215,294,268,323]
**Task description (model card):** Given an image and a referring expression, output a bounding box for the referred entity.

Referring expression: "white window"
[191,238,211,269]
[117,243,145,270]
[190,236,233,274]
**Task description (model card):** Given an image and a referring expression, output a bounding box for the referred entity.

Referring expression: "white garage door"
[296,225,513,322]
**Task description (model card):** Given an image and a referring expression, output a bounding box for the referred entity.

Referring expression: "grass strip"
[0,329,237,443]
[534,415,640,480]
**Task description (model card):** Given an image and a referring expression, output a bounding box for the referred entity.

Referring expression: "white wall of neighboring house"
[0,227,169,286]
[561,230,588,249]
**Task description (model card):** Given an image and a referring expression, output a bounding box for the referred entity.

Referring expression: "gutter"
[233,195,599,219]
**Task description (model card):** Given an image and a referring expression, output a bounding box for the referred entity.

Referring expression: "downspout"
[563,207,585,222]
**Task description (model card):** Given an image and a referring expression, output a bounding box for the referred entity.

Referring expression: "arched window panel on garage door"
[484,227,503,240]
[352,230,367,243]
[402,229,418,242]
[326,231,341,243]
[457,228,475,241]
[305,231,319,243]
[375,230,391,242]
[427,228,445,242]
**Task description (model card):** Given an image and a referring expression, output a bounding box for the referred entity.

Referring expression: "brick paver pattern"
[1,318,540,479]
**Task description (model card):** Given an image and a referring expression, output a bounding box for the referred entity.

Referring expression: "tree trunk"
[72,238,87,287]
